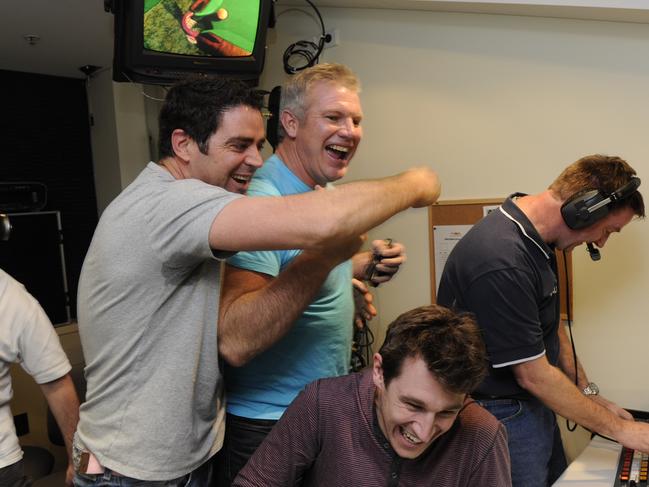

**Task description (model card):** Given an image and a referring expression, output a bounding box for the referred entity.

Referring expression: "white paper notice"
[433,225,472,295]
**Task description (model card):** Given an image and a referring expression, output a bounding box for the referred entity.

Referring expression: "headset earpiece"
[561,177,641,230]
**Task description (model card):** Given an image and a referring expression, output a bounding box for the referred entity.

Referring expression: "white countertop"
[553,436,622,486]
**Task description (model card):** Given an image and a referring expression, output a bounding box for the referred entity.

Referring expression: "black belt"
[471,392,499,400]
[471,392,529,401]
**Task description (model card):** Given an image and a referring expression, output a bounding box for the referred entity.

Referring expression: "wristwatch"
[582,382,600,396]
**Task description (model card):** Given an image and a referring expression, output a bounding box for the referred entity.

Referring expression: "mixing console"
[614,411,649,487]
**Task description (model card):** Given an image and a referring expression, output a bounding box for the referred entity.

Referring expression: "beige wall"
[86,69,122,215]
[257,7,649,458]
[86,71,155,215]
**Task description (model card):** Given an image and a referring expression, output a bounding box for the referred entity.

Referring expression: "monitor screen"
[113,0,271,85]
[144,0,260,57]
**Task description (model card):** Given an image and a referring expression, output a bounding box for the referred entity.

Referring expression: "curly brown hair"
[378,305,488,394]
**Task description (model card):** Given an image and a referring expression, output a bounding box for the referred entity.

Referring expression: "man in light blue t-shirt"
[214,63,410,485]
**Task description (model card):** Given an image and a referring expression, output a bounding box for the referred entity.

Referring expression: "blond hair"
[277,63,360,141]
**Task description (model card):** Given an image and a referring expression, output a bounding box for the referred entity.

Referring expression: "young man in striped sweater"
[233,305,511,487]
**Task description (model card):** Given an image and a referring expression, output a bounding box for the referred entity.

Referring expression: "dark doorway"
[1,69,98,322]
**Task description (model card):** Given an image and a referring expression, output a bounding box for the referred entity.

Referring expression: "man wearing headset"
[437,154,648,487]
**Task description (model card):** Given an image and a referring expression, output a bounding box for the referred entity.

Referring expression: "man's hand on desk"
[615,418,649,454]
[591,395,634,421]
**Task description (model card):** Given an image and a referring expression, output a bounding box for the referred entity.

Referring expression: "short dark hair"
[158,76,264,159]
[549,154,645,218]
[378,305,487,394]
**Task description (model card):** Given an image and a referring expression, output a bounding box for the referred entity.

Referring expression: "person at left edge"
[0,268,80,486]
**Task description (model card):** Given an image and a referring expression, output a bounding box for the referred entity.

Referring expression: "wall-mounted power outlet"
[313,29,340,49]
[324,29,340,48]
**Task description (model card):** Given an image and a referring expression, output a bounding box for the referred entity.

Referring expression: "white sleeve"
[0,270,71,384]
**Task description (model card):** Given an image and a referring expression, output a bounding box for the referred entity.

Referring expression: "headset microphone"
[586,243,601,261]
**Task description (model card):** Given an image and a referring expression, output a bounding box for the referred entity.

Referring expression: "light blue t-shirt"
[225,154,354,420]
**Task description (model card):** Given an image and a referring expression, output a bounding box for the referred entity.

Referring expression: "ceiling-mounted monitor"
[111,0,272,86]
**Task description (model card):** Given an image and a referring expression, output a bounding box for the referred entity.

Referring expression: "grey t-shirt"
[76,162,241,480]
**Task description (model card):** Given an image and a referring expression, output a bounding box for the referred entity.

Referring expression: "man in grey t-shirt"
[74,77,441,485]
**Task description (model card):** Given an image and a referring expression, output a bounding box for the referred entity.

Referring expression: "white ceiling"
[2,1,648,81]
[0,0,114,79]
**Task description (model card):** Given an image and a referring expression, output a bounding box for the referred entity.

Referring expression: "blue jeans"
[73,457,212,486]
[476,397,567,487]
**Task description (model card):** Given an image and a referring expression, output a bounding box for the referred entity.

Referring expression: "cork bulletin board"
[429,198,573,321]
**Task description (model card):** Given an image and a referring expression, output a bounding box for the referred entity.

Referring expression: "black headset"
[266,85,282,152]
[561,176,641,230]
